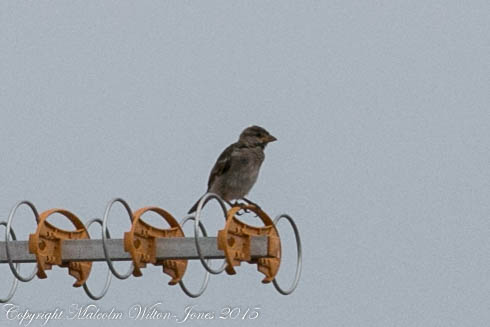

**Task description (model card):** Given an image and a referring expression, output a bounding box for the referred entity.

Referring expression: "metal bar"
[0,236,269,263]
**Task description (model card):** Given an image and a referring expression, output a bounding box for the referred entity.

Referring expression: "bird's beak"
[265,135,277,143]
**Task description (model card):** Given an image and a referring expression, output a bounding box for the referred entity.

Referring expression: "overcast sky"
[1,1,489,326]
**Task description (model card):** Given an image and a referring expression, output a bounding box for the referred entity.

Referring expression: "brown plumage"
[188,126,277,214]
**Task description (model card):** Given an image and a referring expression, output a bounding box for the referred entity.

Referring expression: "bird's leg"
[232,199,261,217]
[232,200,255,216]
[242,198,262,211]
[227,200,247,216]
[238,198,261,217]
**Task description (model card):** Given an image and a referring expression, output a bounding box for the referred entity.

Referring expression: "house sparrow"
[188,125,277,214]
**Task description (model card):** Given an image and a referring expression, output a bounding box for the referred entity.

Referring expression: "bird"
[188,125,277,214]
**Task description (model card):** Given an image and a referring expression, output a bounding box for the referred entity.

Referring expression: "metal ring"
[0,221,19,303]
[272,214,302,295]
[5,201,39,282]
[102,198,134,280]
[83,218,113,300]
[194,193,228,274]
[178,215,210,298]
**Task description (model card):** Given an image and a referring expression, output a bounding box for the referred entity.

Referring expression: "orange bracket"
[217,205,281,283]
[124,206,187,285]
[28,209,92,287]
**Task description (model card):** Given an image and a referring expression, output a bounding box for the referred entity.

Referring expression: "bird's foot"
[233,198,261,217]
[228,201,245,216]
[242,198,262,211]
[228,200,252,216]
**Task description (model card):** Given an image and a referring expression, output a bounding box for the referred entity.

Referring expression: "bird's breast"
[210,149,264,200]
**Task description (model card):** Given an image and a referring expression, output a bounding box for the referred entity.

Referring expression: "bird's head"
[239,125,277,148]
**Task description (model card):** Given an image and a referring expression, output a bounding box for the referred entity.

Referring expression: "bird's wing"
[207,142,238,190]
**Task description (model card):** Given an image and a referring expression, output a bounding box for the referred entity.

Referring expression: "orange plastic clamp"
[28,209,92,287]
[124,206,187,285]
[217,205,281,283]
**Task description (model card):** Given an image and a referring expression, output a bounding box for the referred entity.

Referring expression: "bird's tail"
[188,195,204,214]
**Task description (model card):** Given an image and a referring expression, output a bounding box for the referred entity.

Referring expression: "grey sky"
[1,1,489,326]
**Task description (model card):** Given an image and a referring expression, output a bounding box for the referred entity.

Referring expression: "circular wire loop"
[0,221,19,303]
[102,198,134,280]
[5,201,39,282]
[83,218,112,300]
[194,193,228,274]
[272,214,302,295]
[178,215,210,298]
